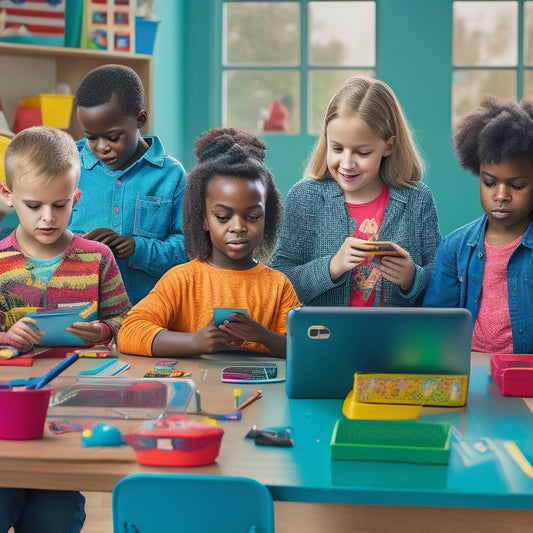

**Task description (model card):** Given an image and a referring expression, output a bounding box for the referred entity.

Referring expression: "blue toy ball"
[82,422,125,447]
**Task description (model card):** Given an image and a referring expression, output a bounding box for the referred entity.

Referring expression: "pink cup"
[0,388,52,440]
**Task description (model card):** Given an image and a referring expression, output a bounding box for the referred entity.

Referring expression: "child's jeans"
[0,489,85,533]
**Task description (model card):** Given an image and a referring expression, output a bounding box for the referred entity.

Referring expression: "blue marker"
[33,352,80,389]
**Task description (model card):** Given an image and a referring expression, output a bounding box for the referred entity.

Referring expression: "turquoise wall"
[151,1,185,161]
[152,0,481,237]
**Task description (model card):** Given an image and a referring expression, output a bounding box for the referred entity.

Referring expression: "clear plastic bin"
[47,376,196,420]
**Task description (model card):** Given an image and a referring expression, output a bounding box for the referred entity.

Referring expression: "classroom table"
[2,351,533,532]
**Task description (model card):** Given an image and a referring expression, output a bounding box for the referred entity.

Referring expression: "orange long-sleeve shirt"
[117,258,301,356]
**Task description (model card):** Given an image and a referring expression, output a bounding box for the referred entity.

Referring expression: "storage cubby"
[0,42,153,141]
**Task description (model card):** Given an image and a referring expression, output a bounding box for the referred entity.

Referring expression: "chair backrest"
[112,473,275,533]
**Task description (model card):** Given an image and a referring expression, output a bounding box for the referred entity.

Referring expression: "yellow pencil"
[504,441,533,478]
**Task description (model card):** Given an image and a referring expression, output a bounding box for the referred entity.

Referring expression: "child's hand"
[217,313,287,358]
[217,312,268,345]
[66,321,110,344]
[5,316,42,350]
[373,243,416,291]
[83,228,136,258]
[329,237,375,282]
[192,320,236,353]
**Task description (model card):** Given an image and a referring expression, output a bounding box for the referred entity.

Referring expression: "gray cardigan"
[269,177,441,306]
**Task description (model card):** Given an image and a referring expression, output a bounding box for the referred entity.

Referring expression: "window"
[452,0,533,126]
[222,0,376,135]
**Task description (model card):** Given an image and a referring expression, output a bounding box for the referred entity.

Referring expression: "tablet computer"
[286,307,472,399]
[26,303,97,346]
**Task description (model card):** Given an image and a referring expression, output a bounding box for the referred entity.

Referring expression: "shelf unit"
[0,42,153,140]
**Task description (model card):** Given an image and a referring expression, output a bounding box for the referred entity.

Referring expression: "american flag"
[0,0,65,37]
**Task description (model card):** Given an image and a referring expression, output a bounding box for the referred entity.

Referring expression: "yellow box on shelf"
[352,372,469,407]
[0,134,11,184]
[20,94,74,129]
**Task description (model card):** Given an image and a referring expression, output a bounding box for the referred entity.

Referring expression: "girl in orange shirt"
[118,128,300,358]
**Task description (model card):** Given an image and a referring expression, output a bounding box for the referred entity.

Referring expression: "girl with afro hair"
[118,128,300,358]
[424,95,533,354]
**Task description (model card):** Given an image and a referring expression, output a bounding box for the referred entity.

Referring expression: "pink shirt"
[472,235,522,353]
[347,185,389,307]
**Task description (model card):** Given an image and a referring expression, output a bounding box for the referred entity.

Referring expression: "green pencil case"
[330,419,451,464]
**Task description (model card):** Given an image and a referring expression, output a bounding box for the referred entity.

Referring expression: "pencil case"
[490,353,533,397]
[352,372,469,407]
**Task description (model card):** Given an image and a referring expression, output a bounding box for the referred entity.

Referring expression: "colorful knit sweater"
[0,232,131,342]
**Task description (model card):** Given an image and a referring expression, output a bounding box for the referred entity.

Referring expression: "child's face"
[203,175,266,269]
[326,116,394,203]
[480,154,533,234]
[77,95,147,171]
[1,168,80,258]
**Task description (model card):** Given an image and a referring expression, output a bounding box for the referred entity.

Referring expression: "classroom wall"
[151,1,185,162]
[151,0,482,237]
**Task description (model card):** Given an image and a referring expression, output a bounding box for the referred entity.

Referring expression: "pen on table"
[234,388,241,409]
[33,352,80,390]
[236,389,262,411]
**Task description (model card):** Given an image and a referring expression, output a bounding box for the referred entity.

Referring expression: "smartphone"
[221,364,284,383]
[363,241,401,256]
[214,307,248,326]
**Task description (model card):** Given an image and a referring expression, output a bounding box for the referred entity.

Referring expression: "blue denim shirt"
[70,136,186,304]
[424,215,533,353]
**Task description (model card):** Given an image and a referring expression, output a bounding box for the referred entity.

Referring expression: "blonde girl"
[270,76,440,307]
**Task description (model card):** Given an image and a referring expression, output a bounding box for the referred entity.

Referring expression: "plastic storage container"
[330,419,451,464]
[20,94,74,129]
[125,415,224,466]
[490,353,533,397]
[0,387,52,440]
[47,377,196,420]
[135,17,160,54]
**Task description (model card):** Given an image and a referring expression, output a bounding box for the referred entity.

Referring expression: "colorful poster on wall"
[82,0,135,52]
[0,0,66,46]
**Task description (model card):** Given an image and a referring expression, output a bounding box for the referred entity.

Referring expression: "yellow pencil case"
[352,372,469,407]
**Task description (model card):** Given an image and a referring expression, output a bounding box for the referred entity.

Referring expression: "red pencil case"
[490,353,533,397]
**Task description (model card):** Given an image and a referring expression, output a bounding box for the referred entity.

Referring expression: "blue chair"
[112,473,275,533]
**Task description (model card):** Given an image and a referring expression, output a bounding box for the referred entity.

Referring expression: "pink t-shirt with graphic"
[346,185,390,307]
[472,235,522,353]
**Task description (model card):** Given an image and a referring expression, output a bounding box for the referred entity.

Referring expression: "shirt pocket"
[518,275,533,308]
[133,195,172,238]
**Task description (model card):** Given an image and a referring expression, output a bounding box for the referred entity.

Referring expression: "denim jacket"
[424,215,533,353]
[70,136,186,304]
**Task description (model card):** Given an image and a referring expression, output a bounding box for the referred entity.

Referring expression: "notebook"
[286,307,472,399]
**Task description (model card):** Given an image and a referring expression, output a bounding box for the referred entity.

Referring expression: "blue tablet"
[26,303,98,346]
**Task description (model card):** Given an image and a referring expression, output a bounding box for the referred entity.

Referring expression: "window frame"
[220,0,376,134]
[452,0,530,115]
